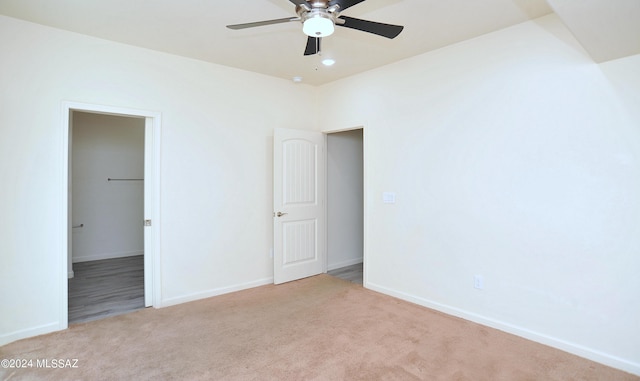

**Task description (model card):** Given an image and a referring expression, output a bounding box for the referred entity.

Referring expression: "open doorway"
[326,128,364,285]
[68,111,145,323]
[61,102,161,329]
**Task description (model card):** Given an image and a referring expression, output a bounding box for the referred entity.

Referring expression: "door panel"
[283,219,317,264]
[274,128,326,284]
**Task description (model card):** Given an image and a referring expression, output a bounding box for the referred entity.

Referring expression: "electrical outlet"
[474,275,484,290]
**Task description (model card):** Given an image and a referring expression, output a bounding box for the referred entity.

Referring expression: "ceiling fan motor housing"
[297,1,341,37]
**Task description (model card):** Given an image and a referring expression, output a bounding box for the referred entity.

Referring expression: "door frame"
[60,101,162,329]
[323,126,367,286]
[323,127,367,278]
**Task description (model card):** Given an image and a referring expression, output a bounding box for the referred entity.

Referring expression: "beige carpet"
[1,275,637,381]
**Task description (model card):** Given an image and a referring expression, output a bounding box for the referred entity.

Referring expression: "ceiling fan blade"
[337,16,404,39]
[226,17,299,30]
[304,36,321,56]
[289,0,309,5]
[329,0,366,11]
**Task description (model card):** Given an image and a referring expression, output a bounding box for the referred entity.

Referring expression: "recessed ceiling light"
[322,59,336,66]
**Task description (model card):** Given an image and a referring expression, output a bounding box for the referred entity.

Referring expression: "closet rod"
[107,178,144,181]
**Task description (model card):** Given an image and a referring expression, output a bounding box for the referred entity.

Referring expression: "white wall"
[72,112,145,263]
[317,14,640,375]
[0,15,316,344]
[327,129,363,270]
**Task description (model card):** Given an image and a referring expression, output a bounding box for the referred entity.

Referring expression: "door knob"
[275,212,288,217]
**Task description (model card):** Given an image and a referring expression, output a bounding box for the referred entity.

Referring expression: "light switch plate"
[382,192,396,204]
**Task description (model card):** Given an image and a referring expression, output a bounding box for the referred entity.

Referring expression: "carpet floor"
[1,274,637,380]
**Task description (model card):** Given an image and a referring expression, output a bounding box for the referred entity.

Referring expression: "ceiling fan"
[226,0,404,56]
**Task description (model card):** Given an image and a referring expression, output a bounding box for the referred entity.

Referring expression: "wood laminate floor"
[327,262,363,285]
[68,255,145,324]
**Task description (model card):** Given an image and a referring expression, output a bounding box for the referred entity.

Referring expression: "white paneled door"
[273,128,326,284]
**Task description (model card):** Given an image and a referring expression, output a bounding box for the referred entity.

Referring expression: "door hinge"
[144,219,152,226]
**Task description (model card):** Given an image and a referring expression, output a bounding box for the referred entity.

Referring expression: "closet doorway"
[69,112,144,323]
[62,103,161,327]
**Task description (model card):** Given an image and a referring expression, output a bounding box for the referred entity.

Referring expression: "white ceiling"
[0,0,637,86]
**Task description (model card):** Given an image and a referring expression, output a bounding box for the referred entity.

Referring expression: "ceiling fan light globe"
[303,15,335,37]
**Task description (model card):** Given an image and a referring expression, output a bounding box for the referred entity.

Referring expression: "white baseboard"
[327,257,363,271]
[72,250,143,263]
[160,277,274,308]
[365,281,640,377]
[0,322,61,347]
